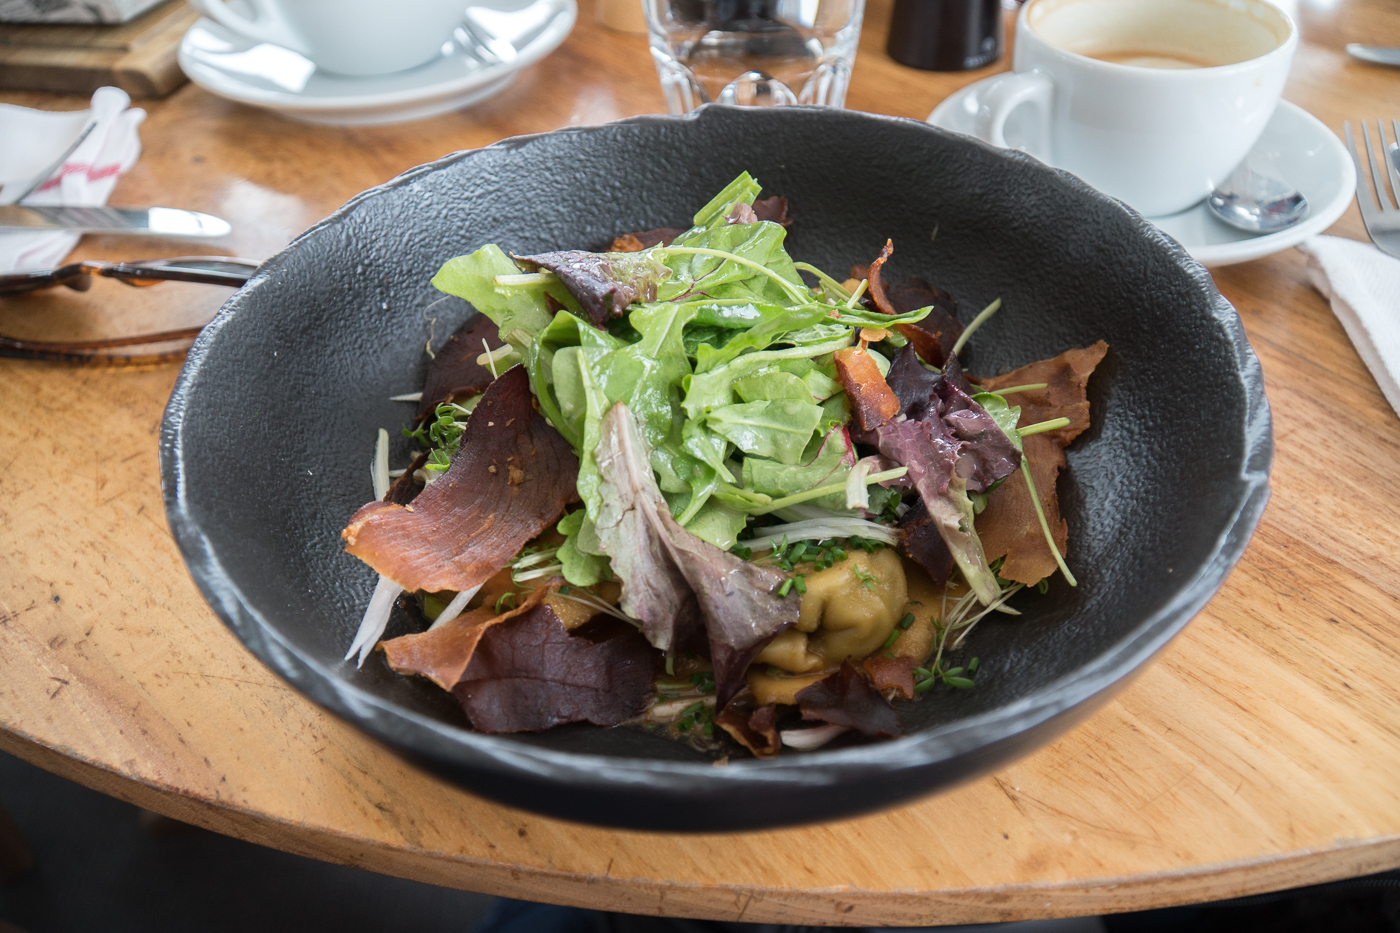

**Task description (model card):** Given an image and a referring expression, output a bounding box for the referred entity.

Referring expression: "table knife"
[1347,44,1400,67]
[0,205,231,237]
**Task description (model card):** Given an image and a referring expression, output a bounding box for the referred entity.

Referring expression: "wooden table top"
[3,0,1399,925]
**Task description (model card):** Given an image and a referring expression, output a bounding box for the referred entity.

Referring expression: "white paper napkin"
[0,86,145,273]
[1297,235,1400,417]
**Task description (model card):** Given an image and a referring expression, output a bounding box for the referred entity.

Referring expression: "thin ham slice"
[974,341,1108,585]
[380,585,554,691]
[834,346,899,432]
[342,365,579,594]
[863,239,963,367]
[716,703,782,759]
[415,314,501,420]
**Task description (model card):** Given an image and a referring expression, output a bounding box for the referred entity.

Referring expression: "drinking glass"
[642,0,865,114]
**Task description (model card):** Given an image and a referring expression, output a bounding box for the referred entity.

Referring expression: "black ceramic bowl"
[160,105,1271,832]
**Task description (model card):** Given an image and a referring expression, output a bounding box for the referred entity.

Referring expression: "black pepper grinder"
[887,0,1005,71]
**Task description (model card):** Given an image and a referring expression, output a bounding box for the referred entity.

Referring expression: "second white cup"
[975,0,1297,217]
[186,0,476,76]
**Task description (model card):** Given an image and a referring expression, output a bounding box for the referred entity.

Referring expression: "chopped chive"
[679,717,694,732]
[898,612,915,630]
[703,721,714,738]
[968,657,980,674]
[832,548,848,561]
[778,578,794,597]
[682,701,704,717]
[789,542,809,563]
[882,629,900,649]
[793,575,807,595]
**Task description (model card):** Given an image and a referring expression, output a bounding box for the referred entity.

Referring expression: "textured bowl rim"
[159,105,1273,813]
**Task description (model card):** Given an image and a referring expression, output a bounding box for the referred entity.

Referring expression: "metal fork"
[1345,119,1400,258]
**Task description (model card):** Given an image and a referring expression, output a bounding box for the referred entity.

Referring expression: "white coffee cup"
[186,0,478,76]
[974,0,1297,216]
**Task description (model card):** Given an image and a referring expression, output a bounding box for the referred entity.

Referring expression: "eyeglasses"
[0,256,257,364]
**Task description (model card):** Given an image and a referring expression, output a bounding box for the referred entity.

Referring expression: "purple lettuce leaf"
[886,344,943,422]
[513,249,671,328]
[593,401,796,706]
[795,661,902,738]
[876,417,1000,605]
[935,357,1021,495]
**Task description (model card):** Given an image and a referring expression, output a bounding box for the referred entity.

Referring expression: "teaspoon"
[1207,161,1309,233]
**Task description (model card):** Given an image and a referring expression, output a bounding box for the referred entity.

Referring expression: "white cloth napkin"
[1297,235,1400,417]
[0,86,145,272]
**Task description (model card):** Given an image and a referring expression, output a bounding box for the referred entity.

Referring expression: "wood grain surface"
[0,1,193,97]
[2,0,1399,925]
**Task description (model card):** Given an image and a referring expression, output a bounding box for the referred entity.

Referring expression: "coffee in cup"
[973,0,1297,216]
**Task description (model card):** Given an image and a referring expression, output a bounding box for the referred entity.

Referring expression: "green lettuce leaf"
[974,392,1024,450]
[707,399,823,465]
[431,245,574,350]
[734,371,812,404]
[659,221,805,306]
[677,172,762,235]
[556,509,611,586]
[681,334,854,419]
[742,427,856,509]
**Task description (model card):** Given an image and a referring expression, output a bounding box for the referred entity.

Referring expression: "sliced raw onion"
[780,724,849,750]
[345,574,402,667]
[746,517,898,552]
[370,428,390,501]
[428,583,482,631]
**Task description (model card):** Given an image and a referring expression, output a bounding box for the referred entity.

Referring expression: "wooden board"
[0,0,1398,925]
[0,1,193,98]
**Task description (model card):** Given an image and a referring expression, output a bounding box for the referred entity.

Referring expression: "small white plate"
[178,0,576,127]
[928,76,1355,267]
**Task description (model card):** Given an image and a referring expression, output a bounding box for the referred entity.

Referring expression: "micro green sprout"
[852,565,879,591]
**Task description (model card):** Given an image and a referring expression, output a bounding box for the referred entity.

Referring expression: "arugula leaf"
[659,222,805,306]
[431,246,573,350]
[817,392,851,434]
[742,427,856,509]
[707,399,823,465]
[571,301,719,526]
[734,371,812,404]
[802,367,842,401]
[781,322,852,347]
[677,172,762,235]
[679,497,747,550]
[685,299,773,328]
[692,303,832,373]
[682,334,854,419]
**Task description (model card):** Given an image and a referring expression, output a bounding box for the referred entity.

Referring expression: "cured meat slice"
[416,314,501,420]
[342,365,579,593]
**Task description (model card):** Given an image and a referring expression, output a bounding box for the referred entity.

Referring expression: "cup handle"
[975,71,1054,160]
[186,0,309,55]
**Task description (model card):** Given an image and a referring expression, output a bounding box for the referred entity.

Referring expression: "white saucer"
[178,0,577,126]
[928,77,1355,267]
